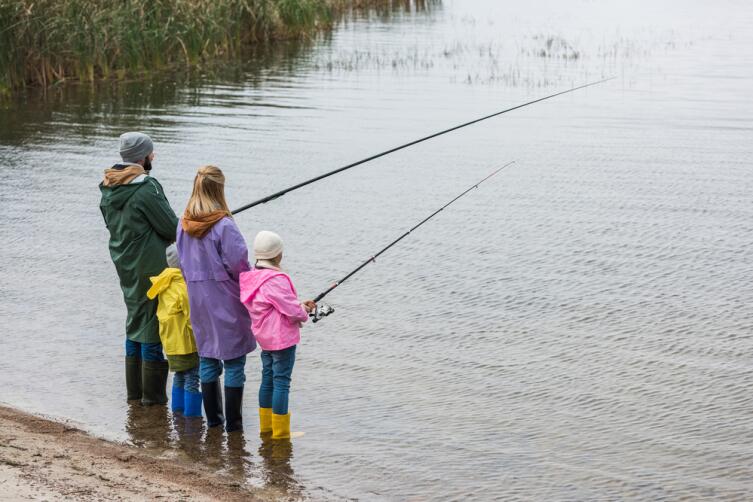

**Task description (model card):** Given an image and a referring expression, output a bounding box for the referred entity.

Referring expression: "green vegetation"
[0,0,400,93]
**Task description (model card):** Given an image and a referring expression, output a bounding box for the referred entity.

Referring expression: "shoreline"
[0,0,434,94]
[0,404,268,501]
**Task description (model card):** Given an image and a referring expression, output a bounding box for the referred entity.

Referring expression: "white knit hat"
[254,230,283,260]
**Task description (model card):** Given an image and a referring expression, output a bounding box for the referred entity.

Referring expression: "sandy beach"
[0,405,266,501]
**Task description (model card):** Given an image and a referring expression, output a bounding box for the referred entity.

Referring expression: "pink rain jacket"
[239,268,308,351]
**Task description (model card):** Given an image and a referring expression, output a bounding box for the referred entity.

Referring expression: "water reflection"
[175,422,252,478]
[0,40,314,146]
[125,408,300,498]
[257,438,301,496]
[225,433,252,479]
[172,413,205,452]
[0,1,439,147]
[125,403,172,448]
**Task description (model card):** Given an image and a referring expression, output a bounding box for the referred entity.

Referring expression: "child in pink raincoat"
[239,231,316,440]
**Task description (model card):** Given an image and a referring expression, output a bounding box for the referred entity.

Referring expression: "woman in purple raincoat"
[176,165,255,432]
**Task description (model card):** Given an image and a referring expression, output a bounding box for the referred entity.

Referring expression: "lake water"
[1,0,752,499]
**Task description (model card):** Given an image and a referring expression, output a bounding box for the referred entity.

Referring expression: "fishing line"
[232,77,613,215]
[309,160,517,322]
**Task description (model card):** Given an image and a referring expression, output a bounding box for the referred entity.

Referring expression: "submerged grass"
[0,0,419,94]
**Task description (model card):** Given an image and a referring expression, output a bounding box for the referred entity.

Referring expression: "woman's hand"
[301,300,317,313]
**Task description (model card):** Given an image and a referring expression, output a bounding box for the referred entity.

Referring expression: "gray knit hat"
[165,244,180,268]
[119,132,154,163]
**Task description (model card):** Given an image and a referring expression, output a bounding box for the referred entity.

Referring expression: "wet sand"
[0,405,263,501]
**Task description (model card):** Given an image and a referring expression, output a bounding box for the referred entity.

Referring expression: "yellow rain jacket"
[146,268,198,372]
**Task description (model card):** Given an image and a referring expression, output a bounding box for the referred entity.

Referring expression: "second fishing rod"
[231,77,613,215]
[308,160,516,322]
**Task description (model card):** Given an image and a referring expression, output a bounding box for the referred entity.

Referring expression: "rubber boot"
[171,383,185,414]
[125,356,142,401]
[141,360,169,406]
[259,408,272,435]
[201,381,224,428]
[224,386,244,433]
[184,390,203,418]
[271,413,291,440]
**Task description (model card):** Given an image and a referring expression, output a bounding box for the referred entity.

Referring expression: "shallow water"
[2,0,753,499]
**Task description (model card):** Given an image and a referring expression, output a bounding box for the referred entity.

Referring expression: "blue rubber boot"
[171,384,185,414]
[184,390,203,418]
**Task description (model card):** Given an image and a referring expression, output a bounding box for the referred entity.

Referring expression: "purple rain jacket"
[176,217,256,360]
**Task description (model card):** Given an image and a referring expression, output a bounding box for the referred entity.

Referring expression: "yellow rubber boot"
[259,408,273,434]
[271,413,291,440]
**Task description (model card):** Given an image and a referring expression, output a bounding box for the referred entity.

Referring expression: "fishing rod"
[309,160,516,322]
[231,77,613,215]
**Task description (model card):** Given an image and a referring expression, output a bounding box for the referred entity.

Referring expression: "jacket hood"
[146,268,184,300]
[102,164,145,187]
[181,210,231,238]
[239,267,288,304]
[99,169,151,210]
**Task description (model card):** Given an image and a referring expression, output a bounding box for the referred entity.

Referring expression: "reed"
[0,0,416,94]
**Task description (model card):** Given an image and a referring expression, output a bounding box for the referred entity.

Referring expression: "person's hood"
[239,267,288,304]
[181,210,231,238]
[99,175,147,210]
[102,164,145,187]
[146,268,184,300]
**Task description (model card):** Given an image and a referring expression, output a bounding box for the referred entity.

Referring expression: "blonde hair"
[184,165,231,218]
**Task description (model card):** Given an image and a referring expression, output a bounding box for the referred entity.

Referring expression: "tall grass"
[0,0,407,94]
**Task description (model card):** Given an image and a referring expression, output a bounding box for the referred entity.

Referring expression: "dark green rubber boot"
[141,360,169,406]
[125,356,142,401]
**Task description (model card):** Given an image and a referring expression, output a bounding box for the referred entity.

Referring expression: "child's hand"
[301,300,317,313]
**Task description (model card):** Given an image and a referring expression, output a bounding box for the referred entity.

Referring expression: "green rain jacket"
[100,174,179,343]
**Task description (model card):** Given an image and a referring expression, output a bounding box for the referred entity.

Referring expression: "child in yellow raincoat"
[146,245,202,417]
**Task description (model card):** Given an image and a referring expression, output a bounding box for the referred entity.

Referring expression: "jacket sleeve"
[264,276,309,324]
[138,178,179,243]
[218,220,251,280]
[99,205,108,229]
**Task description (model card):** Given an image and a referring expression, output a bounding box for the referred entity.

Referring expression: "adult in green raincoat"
[99,132,179,405]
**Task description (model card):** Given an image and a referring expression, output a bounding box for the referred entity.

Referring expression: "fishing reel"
[310,303,335,323]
